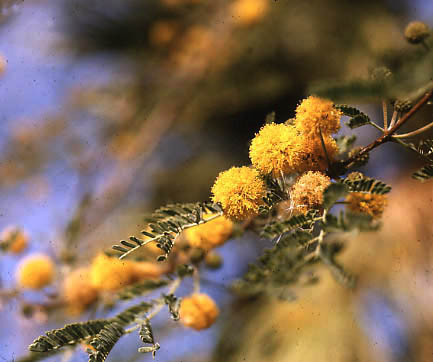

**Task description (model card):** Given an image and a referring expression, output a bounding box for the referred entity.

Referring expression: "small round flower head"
[0,226,28,254]
[290,171,331,213]
[16,254,55,290]
[346,192,387,219]
[63,268,99,315]
[90,254,136,292]
[184,214,233,250]
[404,21,430,44]
[180,293,219,330]
[249,123,300,176]
[211,166,266,220]
[296,135,339,173]
[230,0,269,26]
[295,96,342,137]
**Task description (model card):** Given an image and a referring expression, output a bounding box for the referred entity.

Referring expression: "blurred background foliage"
[1,0,433,361]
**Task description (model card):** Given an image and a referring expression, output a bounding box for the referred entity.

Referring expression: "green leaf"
[412,164,433,181]
[335,105,371,129]
[117,280,169,301]
[320,244,356,288]
[343,176,391,194]
[323,183,349,210]
[163,294,181,321]
[335,135,357,155]
[87,322,125,362]
[29,320,110,353]
[112,202,223,260]
[261,210,318,239]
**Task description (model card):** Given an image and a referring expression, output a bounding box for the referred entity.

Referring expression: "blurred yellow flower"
[290,171,331,213]
[180,293,219,330]
[16,254,55,290]
[90,254,136,292]
[295,96,342,137]
[63,268,99,316]
[211,166,266,220]
[230,0,269,25]
[346,192,387,219]
[1,226,28,254]
[184,214,233,250]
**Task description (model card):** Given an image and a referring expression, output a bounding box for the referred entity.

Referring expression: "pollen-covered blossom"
[346,192,387,219]
[290,171,331,213]
[211,166,266,220]
[180,293,219,330]
[184,214,233,250]
[249,123,302,176]
[16,254,55,290]
[63,268,99,315]
[295,96,342,137]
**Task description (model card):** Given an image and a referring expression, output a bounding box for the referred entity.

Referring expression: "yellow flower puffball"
[211,166,266,220]
[290,171,331,213]
[295,96,342,137]
[16,254,55,290]
[180,293,219,330]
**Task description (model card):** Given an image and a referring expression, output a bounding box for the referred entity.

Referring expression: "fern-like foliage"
[412,164,433,181]
[319,242,356,288]
[336,105,371,129]
[87,322,124,362]
[343,176,391,194]
[112,202,223,260]
[138,319,160,357]
[29,320,110,353]
[163,293,181,321]
[261,210,319,239]
[322,183,349,210]
[117,280,169,301]
[323,210,379,233]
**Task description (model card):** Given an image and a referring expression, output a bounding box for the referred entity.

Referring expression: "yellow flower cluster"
[1,226,28,254]
[89,254,163,292]
[290,171,331,213]
[249,97,341,178]
[346,192,387,219]
[16,254,55,290]
[179,293,219,330]
[184,214,233,250]
[295,96,342,137]
[213,96,341,219]
[211,167,266,220]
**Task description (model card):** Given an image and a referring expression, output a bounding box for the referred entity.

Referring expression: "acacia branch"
[332,89,433,174]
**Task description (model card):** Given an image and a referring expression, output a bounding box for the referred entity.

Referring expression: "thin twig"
[392,120,433,138]
[382,100,388,129]
[389,110,398,129]
[337,89,433,171]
